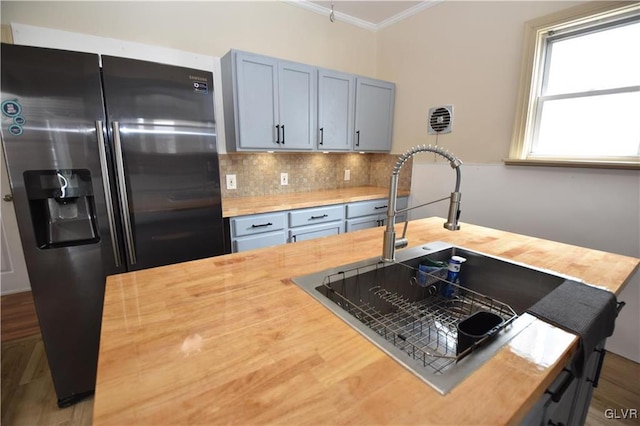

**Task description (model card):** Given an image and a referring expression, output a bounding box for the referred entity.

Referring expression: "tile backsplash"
[219,152,412,198]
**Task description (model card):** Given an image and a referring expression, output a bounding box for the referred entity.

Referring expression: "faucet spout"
[382,145,462,262]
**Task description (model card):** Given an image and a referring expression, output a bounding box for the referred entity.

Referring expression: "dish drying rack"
[320,262,517,374]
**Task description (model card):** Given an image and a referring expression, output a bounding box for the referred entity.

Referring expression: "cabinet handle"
[96,120,122,268]
[281,124,285,144]
[588,349,607,388]
[356,130,360,147]
[310,214,328,220]
[545,368,574,403]
[319,127,324,145]
[275,125,280,144]
[112,121,137,266]
[251,222,273,228]
[3,194,12,202]
[374,205,388,210]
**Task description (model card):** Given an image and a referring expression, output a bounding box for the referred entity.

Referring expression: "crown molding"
[281,0,443,32]
[281,0,377,31]
[377,0,445,30]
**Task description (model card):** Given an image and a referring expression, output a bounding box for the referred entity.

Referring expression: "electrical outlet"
[344,169,351,181]
[280,172,288,186]
[226,174,237,190]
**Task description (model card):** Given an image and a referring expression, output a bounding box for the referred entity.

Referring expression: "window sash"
[508,2,640,168]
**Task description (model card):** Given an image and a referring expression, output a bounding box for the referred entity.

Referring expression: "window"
[509,2,640,168]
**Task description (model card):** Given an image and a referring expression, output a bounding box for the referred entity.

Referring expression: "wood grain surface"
[222,186,409,217]
[1,291,40,342]
[93,217,639,425]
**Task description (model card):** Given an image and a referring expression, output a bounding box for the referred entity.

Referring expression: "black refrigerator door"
[101,56,225,271]
[0,43,125,406]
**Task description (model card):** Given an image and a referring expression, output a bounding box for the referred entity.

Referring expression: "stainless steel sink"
[292,241,578,394]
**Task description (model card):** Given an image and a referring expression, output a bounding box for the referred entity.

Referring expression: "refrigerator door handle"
[112,121,137,265]
[96,121,122,268]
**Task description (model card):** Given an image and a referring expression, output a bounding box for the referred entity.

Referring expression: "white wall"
[409,156,640,363]
[1,1,377,76]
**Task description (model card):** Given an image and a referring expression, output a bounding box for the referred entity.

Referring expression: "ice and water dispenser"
[24,169,100,249]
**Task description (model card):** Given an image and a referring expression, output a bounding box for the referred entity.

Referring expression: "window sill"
[504,158,640,170]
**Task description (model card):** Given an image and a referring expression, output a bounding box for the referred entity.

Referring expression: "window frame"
[508,1,640,170]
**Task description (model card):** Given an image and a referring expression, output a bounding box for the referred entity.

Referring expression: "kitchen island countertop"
[93,217,639,425]
[222,186,409,217]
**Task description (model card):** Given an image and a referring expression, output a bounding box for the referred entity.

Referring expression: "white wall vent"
[427,105,454,134]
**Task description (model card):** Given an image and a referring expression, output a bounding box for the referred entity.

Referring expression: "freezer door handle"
[112,121,137,265]
[96,121,122,267]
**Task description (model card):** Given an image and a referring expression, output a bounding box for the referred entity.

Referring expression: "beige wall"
[2,1,587,162]
[0,1,376,76]
[377,1,585,160]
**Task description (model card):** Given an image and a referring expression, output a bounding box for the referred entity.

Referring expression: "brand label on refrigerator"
[1,99,25,136]
[193,82,208,94]
[2,100,22,117]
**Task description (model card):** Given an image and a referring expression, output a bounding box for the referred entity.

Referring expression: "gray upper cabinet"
[354,77,395,152]
[277,61,317,150]
[222,49,395,153]
[222,50,316,151]
[317,69,354,151]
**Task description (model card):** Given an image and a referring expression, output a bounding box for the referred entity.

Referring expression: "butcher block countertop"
[222,186,409,217]
[93,218,639,425]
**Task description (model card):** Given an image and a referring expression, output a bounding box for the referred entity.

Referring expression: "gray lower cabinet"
[230,212,287,252]
[345,196,408,232]
[521,340,607,426]
[230,196,406,253]
[289,204,345,243]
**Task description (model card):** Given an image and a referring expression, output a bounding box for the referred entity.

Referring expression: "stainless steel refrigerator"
[1,43,226,406]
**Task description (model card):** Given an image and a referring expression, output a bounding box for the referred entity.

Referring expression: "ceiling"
[287,1,443,31]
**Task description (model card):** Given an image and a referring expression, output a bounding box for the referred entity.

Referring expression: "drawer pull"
[545,368,574,403]
[251,222,273,228]
[588,349,607,388]
[310,214,329,220]
[374,205,388,210]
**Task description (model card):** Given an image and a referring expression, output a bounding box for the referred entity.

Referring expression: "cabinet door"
[318,69,354,151]
[346,217,382,232]
[235,52,279,150]
[234,231,287,253]
[354,77,395,152]
[290,222,344,243]
[278,61,316,150]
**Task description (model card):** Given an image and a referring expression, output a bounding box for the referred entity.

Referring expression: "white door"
[0,147,31,295]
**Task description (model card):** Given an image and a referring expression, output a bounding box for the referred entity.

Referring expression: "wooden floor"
[1,291,638,425]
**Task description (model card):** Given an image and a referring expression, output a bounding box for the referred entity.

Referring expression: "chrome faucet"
[382,145,462,262]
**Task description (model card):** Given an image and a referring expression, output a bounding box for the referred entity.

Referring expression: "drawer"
[346,199,390,219]
[233,231,287,252]
[345,196,407,219]
[231,212,286,237]
[289,205,344,228]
